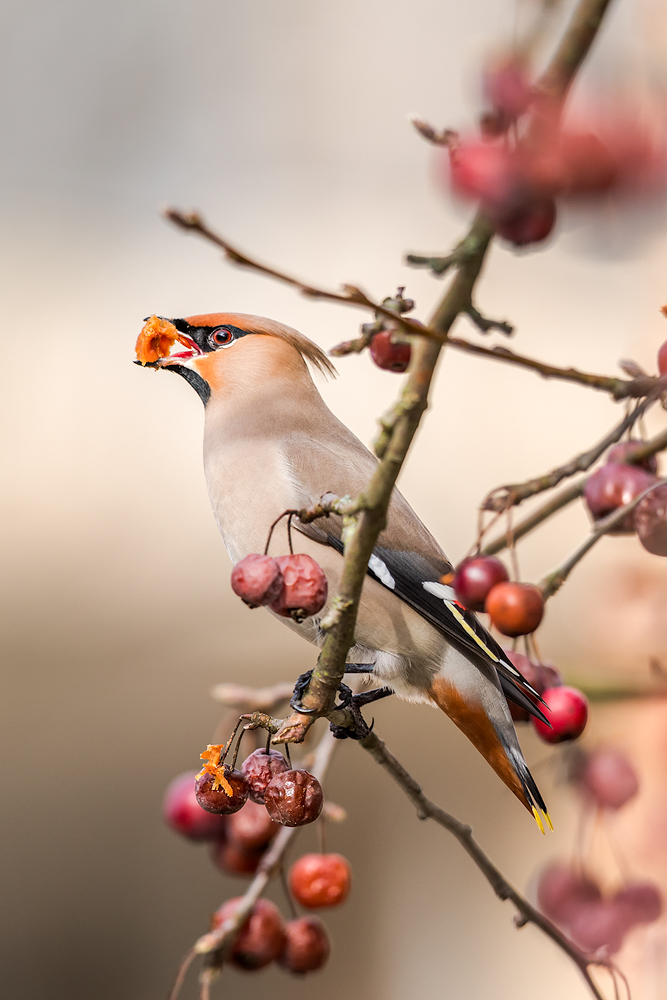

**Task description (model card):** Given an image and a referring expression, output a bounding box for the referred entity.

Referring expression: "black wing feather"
[324,535,549,726]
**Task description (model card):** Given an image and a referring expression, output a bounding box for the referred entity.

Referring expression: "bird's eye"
[208,328,235,349]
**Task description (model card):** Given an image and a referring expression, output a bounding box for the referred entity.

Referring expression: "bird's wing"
[287,429,546,723]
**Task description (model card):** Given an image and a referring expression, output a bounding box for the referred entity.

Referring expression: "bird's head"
[135,312,336,405]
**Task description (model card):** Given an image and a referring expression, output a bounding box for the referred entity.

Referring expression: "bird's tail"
[429,676,551,832]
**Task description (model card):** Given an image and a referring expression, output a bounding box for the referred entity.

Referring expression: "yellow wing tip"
[532,806,546,835]
[544,810,554,832]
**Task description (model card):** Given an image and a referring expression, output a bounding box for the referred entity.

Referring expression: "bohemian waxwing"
[136,312,550,828]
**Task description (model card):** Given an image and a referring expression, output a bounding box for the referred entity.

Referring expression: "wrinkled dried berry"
[271,554,328,621]
[231,554,283,607]
[264,769,323,827]
[241,748,290,804]
[195,767,249,815]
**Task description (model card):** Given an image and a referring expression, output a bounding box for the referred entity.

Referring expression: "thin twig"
[481,424,667,556]
[483,396,656,512]
[447,336,666,401]
[540,478,667,599]
[359,731,612,1000]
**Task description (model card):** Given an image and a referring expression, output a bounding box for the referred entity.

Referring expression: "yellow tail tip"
[532,806,546,835]
[544,810,554,832]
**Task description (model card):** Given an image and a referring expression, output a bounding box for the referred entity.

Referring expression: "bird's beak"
[134,315,204,367]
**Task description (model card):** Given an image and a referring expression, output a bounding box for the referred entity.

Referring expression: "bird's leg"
[342,663,376,674]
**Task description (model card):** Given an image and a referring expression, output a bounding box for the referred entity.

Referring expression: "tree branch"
[540,478,667,599]
[359,730,612,1000]
[481,424,667,556]
[483,396,656,513]
[447,336,666,400]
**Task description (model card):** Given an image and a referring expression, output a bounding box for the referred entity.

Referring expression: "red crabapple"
[635,484,667,556]
[162,771,228,841]
[279,916,331,973]
[485,582,544,636]
[264,769,324,827]
[453,556,509,612]
[228,799,280,851]
[614,881,663,927]
[494,196,556,246]
[195,767,249,815]
[289,853,352,909]
[606,439,658,474]
[370,330,411,372]
[231,554,283,607]
[212,897,286,970]
[536,863,602,925]
[531,686,588,744]
[580,748,639,810]
[583,463,657,533]
[241,748,290,804]
[271,554,328,621]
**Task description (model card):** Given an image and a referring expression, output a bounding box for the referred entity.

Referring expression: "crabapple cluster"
[443,57,666,246]
[536,747,661,955]
[163,747,352,975]
[232,552,328,622]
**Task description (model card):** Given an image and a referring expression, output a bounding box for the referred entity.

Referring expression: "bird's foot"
[329,685,394,741]
[290,663,386,740]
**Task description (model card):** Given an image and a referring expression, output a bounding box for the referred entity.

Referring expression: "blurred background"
[3,0,667,997]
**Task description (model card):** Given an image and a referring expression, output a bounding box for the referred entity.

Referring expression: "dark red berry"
[264,769,324,827]
[505,651,563,722]
[231,554,283,608]
[614,881,663,927]
[270,554,328,621]
[583,463,657,533]
[568,900,626,954]
[453,556,509,612]
[212,897,286,970]
[635,483,667,556]
[494,196,556,246]
[658,339,667,376]
[210,838,263,876]
[162,771,228,841]
[580,748,639,810]
[485,582,544,636]
[289,853,352,909]
[369,330,411,373]
[195,767,249,815]
[241,748,290,804]
[537,863,602,925]
[228,799,280,851]
[279,916,331,973]
[484,57,532,119]
[448,142,517,207]
[531,686,588,744]
[606,439,658,475]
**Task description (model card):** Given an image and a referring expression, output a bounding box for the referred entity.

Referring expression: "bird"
[135,311,551,829]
